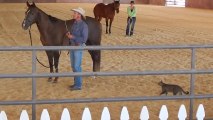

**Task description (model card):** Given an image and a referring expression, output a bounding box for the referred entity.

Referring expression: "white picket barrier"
[140,106,149,120]
[20,110,29,120]
[40,109,50,120]
[101,107,110,120]
[196,104,205,120]
[178,104,187,120]
[159,105,169,120]
[120,106,129,120]
[0,111,7,120]
[82,108,92,120]
[60,108,71,120]
[0,104,206,120]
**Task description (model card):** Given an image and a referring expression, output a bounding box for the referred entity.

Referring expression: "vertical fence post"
[32,50,37,120]
[189,48,196,120]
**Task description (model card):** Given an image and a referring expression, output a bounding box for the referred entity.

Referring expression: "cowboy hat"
[71,7,85,17]
[130,1,135,4]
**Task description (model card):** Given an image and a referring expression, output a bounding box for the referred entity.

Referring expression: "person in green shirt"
[126,1,136,36]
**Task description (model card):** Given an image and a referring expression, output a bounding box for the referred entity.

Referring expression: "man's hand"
[66,32,73,39]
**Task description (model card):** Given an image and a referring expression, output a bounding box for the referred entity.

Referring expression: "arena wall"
[0,0,155,4]
[0,0,56,2]
[186,0,213,9]
[0,0,213,9]
[0,0,163,5]
[56,0,102,3]
[149,0,165,5]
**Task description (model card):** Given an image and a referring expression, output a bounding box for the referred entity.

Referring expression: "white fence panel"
[178,104,187,120]
[196,104,205,120]
[140,106,149,120]
[61,108,71,120]
[120,106,129,120]
[20,110,29,120]
[101,107,110,120]
[40,109,50,120]
[159,105,168,120]
[0,111,7,120]
[0,104,208,119]
[82,107,91,120]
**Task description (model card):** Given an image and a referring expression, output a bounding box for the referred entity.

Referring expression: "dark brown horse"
[22,2,102,83]
[93,0,120,34]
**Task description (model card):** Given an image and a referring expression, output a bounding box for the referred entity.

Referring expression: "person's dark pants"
[126,17,136,36]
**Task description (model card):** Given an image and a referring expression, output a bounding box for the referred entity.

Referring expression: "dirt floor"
[0,3,213,120]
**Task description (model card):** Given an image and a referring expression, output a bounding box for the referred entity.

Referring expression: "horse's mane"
[114,1,120,4]
[48,15,60,23]
[35,6,62,23]
[108,2,114,6]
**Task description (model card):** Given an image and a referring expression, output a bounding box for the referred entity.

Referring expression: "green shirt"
[127,6,136,18]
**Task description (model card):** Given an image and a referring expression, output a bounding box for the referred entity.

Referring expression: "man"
[66,7,88,90]
[126,1,136,36]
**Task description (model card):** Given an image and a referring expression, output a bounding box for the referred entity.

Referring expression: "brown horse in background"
[22,2,102,83]
[93,0,120,34]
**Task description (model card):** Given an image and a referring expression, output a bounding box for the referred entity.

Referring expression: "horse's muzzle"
[22,19,28,30]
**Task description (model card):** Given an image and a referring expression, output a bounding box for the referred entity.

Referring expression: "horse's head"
[22,1,39,30]
[114,0,120,13]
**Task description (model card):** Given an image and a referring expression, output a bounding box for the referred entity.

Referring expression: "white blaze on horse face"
[26,9,30,15]
[22,19,26,27]
[23,9,30,28]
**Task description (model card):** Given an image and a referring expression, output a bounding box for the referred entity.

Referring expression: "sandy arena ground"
[0,3,213,120]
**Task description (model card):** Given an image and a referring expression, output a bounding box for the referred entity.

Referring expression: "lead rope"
[28,26,50,68]
[65,20,70,55]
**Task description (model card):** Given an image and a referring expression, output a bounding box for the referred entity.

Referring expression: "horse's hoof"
[53,80,58,83]
[48,78,52,82]
[53,78,58,83]
[92,76,96,79]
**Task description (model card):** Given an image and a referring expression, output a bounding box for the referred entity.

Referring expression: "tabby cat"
[158,81,189,95]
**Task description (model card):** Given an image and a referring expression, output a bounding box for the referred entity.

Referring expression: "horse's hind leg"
[53,51,60,83]
[88,50,101,72]
[105,18,109,34]
[46,51,54,82]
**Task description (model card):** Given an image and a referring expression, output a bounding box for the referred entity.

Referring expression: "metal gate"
[0,45,213,120]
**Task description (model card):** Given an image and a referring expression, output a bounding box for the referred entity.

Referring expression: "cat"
[158,80,189,95]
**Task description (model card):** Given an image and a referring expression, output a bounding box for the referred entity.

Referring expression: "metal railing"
[0,45,213,120]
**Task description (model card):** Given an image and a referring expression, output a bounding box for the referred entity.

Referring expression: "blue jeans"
[126,17,136,36]
[70,48,83,88]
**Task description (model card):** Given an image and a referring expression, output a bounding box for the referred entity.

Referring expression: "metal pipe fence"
[0,45,213,120]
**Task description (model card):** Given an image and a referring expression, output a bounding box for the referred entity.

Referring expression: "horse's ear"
[32,2,36,7]
[26,1,30,7]
[26,1,36,7]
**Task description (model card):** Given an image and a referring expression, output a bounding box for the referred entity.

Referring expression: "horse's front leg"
[98,17,102,22]
[53,51,60,83]
[46,51,54,82]
[109,18,113,34]
[105,18,109,34]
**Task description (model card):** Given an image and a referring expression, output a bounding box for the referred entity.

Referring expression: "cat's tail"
[183,90,189,95]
